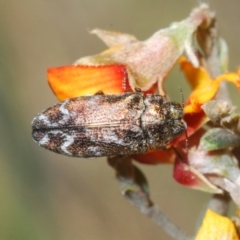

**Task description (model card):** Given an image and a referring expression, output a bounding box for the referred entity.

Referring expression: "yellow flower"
[196,209,239,240]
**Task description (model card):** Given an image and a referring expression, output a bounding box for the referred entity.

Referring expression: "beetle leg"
[134,88,142,93]
[94,90,104,95]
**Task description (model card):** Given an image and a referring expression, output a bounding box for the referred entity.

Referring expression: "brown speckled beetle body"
[32,92,186,157]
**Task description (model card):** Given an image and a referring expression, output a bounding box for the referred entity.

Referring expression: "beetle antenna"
[179,87,184,109]
[184,128,188,153]
[179,87,188,153]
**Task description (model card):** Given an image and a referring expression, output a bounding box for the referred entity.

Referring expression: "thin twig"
[127,193,192,240]
[108,156,192,240]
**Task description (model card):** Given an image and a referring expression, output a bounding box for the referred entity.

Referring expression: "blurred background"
[1,0,240,239]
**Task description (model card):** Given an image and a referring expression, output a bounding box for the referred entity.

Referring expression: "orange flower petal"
[48,64,132,101]
[216,72,240,89]
[180,57,240,114]
[48,64,156,101]
[179,56,212,90]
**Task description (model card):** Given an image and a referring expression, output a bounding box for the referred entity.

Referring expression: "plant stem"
[108,156,192,240]
[197,9,232,216]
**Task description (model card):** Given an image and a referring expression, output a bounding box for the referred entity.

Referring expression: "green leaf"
[132,165,149,196]
[200,128,240,151]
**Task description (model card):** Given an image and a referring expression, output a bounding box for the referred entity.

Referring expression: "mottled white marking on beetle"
[32,114,39,122]
[89,128,126,145]
[31,114,39,125]
[87,146,102,156]
[59,99,70,115]
[38,130,76,155]
[38,114,52,126]
[33,112,59,127]
[61,134,75,155]
[38,134,50,145]
[58,99,73,125]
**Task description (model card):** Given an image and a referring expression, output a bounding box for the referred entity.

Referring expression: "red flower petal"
[173,158,222,193]
[184,109,208,137]
[133,149,175,164]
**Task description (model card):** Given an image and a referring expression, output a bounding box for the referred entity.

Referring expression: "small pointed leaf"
[221,113,240,135]
[202,100,234,124]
